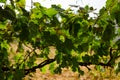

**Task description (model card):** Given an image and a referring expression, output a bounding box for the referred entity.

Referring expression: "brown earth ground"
[10,43,120,80]
[23,66,120,80]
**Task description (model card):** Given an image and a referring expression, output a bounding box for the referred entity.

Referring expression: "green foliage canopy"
[0,0,120,79]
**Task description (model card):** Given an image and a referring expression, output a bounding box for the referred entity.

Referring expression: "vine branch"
[25,59,55,75]
[2,48,120,75]
[2,58,114,75]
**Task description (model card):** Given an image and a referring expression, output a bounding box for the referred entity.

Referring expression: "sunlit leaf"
[115,62,120,74]
[16,0,26,7]
[1,40,9,49]
[45,8,58,17]
[34,2,41,8]
[0,22,6,29]
[49,63,55,74]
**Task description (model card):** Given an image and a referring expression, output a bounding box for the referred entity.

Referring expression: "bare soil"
[9,44,120,80]
[23,65,120,80]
